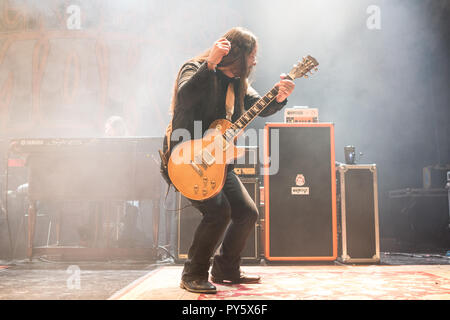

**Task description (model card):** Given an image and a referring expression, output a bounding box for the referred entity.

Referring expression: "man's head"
[104,116,128,137]
[218,27,258,78]
[170,27,259,116]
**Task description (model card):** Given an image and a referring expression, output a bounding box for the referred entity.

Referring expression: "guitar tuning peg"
[314,67,318,72]
[303,75,308,79]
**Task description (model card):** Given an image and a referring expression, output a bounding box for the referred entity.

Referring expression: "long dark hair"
[169,27,258,117]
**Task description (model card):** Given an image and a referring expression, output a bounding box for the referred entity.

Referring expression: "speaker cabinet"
[177,177,260,262]
[422,165,450,189]
[231,146,259,177]
[263,123,337,261]
[337,164,380,263]
[388,188,450,249]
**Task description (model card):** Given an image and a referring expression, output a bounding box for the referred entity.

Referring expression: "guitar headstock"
[288,55,319,80]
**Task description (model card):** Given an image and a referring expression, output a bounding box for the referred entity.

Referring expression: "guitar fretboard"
[222,83,285,141]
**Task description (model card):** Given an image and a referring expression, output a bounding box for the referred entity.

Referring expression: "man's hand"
[275,74,295,103]
[207,38,231,70]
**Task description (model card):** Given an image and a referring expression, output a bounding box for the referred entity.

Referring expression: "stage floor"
[1,253,449,300]
[110,265,450,300]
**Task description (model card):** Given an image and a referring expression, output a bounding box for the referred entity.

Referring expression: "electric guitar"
[168,56,319,201]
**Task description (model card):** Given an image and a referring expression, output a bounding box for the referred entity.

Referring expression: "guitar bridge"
[189,161,203,177]
[194,154,208,169]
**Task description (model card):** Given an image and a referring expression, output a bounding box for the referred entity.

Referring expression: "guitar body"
[167,119,245,201]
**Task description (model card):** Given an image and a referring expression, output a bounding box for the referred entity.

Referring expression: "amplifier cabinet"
[337,164,380,263]
[388,188,449,249]
[231,146,259,177]
[264,123,337,261]
[176,177,261,263]
[423,164,450,189]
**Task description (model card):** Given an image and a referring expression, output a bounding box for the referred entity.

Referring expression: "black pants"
[181,170,259,281]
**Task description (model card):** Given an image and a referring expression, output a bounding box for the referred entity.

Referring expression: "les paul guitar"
[168,56,319,201]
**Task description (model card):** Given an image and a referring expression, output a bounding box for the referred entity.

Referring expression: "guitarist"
[162,27,295,294]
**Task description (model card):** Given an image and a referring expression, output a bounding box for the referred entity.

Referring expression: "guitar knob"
[202,176,208,186]
[202,189,207,196]
[194,185,199,193]
[210,180,216,189]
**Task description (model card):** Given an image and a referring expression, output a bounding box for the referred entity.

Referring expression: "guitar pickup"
[202,149,215,166]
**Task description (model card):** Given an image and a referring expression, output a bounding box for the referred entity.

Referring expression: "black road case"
[337,164,380,263]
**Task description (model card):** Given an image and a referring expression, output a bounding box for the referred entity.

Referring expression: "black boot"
[180,279,217,294]
[211,256,261,284]
[211,272,261,284]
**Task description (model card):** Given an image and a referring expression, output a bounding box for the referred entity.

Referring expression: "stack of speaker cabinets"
[176,123,381,264]
[176,146,261,263]
[263,123,337,261]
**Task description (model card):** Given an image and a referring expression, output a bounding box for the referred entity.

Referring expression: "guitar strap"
[225,82,235,121]
[165,122,173,158]
[158,120,173,188]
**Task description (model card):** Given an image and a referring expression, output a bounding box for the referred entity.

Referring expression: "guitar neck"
[223,75,293,141]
